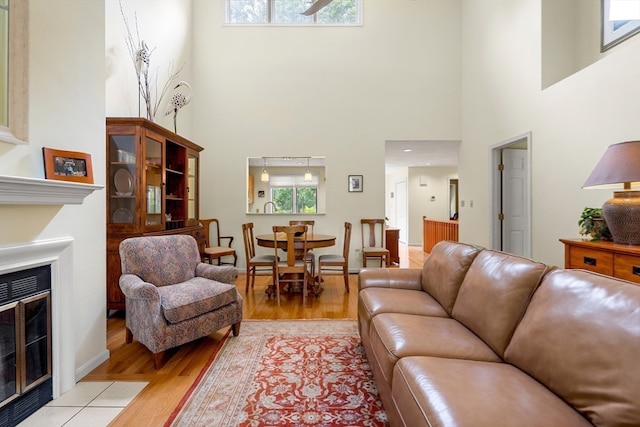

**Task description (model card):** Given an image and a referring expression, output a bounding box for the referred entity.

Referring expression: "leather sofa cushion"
[369,313,501,387]
[392,356,593,427]
[158,277,239,324]
[451,250,549,357]
[505,269,640,426]
[421,241,482,314]
[358,288,448,347]
[358,267,423,291]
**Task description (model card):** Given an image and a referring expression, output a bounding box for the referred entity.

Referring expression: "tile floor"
[17,381,148,427]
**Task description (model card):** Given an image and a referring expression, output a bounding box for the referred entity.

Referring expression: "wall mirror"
[247,157,326,214]
[0,0,28,145]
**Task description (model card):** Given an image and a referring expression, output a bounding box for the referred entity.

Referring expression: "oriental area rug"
[165,320,389,427]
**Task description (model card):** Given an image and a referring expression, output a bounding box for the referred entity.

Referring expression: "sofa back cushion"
[120,235,199,287]
[505,269,640,426]
[451,250,549,357]
[421,241,482,314]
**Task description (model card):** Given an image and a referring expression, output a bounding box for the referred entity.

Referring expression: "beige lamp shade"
[583,140,640,189]
[583,140,640,245]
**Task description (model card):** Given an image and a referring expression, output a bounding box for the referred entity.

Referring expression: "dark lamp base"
[602,190,640,245]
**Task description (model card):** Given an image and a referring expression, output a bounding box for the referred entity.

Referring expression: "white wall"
[191,0,462,268]
[460,1,640,267]
[386,166,457,246]
[0,0,106,387]
[105,0,193,135]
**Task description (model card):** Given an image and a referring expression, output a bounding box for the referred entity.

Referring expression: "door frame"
[394,180,408,243]
[490,132,532,257]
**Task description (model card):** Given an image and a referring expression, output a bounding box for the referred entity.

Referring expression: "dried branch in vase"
[119,1,184,122]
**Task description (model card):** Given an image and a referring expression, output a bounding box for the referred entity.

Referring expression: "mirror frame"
[0,0,28,145]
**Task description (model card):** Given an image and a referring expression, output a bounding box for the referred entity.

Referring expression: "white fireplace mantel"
[0,175,103,205]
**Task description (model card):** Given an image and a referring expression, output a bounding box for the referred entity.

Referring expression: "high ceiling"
[247,141,459,169]
[385,140,460,170]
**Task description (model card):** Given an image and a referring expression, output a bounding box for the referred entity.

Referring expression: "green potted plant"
[578,207,612,241]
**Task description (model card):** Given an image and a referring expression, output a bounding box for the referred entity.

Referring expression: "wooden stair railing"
[423,216,459,254]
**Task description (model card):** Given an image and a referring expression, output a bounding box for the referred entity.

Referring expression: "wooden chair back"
[242,222,257,261]
[342,222,353,259]
[289,220,315,235]
[317,222,352,293]
[361,219,385,248]
[242,222,276,293]
[200,218,237,265]
[273,225,309,305]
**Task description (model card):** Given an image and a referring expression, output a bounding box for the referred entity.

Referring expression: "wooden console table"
[385,228,400,265]
[559,239,640,284]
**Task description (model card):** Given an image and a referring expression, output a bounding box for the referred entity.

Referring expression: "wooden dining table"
[255,232,336,297]
[255,233,336,254]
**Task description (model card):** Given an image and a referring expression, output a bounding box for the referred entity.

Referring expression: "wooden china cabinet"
[106,117,205,311]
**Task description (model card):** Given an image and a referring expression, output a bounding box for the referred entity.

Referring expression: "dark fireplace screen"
[0,265,52,427]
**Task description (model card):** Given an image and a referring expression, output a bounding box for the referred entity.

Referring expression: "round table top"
[256,233,336,249]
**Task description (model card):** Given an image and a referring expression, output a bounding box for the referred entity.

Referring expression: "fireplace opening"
[0,265,52,427]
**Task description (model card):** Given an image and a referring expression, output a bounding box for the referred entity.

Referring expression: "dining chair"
[317,222,352,293]
[200,218,237,266]
[360,219,389,267]
[289,220,316,276]
[241,222,277,293]
[273,225,310,305]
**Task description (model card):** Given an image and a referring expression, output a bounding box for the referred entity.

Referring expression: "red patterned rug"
[165,320,388,426]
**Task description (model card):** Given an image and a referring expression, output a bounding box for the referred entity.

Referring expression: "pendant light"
[304,157,312,182]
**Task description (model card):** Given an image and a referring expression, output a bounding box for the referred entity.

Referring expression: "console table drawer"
[568,246,613,275]
[560,239,640,285]
[614,254,640,284]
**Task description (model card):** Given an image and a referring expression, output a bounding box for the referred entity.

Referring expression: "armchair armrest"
[119,274,161,301]
[220,235,234,248]
[358,268,423,292]
[196,263,238,284]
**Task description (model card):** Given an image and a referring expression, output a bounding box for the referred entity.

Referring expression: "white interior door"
[502,149,530,256]
[491,133,531,258]
[395,180,408,243]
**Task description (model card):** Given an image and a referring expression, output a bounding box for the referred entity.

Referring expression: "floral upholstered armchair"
[119,234,242,369]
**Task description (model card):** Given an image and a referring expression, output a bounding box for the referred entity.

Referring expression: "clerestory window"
[226,0,362,25]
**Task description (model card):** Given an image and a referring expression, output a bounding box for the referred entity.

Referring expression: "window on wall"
[226,0,361,25]
[269,175,318,213]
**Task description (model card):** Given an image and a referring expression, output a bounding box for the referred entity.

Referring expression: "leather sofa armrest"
[359,268,423,291]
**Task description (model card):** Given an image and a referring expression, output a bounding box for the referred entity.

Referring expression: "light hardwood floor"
[83,244,427,426]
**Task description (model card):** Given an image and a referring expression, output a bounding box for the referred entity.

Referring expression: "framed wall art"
[348,175,363,192]
[601,0,640,51]
[43,148,94,184]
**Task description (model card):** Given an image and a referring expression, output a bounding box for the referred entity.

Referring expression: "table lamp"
[582,140,640,245]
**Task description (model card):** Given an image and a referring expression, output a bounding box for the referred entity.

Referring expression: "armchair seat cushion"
[157,277,238,324]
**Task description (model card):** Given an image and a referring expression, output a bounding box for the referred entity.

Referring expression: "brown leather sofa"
[358,241,640,427]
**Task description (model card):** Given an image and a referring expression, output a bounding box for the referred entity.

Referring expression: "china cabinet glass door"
[144,132,163,232]
[108,133,137,227]
[187,150,198,224]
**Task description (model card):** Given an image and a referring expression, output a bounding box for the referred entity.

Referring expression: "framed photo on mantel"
[43,148,94,184]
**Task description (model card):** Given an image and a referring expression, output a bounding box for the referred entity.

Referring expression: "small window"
[226,0,361,25]
[269,175,318,213]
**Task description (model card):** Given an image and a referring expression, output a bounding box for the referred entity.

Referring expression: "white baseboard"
[76,349,110,382]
